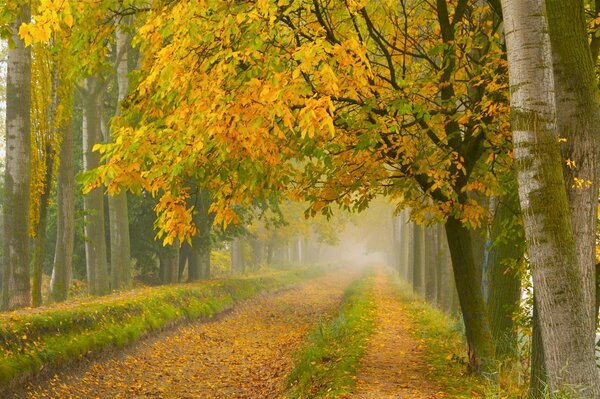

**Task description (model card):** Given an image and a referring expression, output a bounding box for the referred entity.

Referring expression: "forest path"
[23,268,361,399]
[350,271,446,399]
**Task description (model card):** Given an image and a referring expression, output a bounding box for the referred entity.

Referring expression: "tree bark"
[231,238,245,273]
[83,75,110,296]
[545,0,600,354]
[501,0,600,393]
[530,297,548,399]
[445,216,495,373]
[3,4,32,310]
[436,224,457,314]
[49,109,75,303]
[109,20,132,290]
[424,226,438,303]
[412,223,425,295]
[31,153,53,307]
[486,193,523,358]
[188,190,212,281]
[159,242,179,284]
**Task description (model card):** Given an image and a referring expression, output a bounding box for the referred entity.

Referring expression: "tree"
[88,0,512,372]
[108,17,132,290]
[486,182,524,358]
[82,75,110,296]
[30,42,59,307]
[3,3,32,310]
[501,0,600,394]
[49,119,75,302]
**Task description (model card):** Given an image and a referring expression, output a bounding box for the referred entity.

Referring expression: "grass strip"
[286,270,376,399]
[0,265,327,386]
[386,271,485,398]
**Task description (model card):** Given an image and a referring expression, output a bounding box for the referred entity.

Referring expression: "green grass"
[0,265,327,386]
[285,270,376,399]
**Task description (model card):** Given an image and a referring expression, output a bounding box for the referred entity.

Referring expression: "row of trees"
[0,1,347,310]
[2,0,599,396]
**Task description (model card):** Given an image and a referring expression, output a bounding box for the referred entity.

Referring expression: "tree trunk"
[486,193,523,358]
[31,157,53,307]
[444,216,495,373]
[468,193,489,288]
[545,0,600,361]
[188,190,212,281]
[400,211,412,282]
[424,226,438,303]
[159,242,179,284]
[266,241,274,266]
[231,238,245,273]
[109,21,132,291]
[83,76,110,296]
[412,223,424,295]
[3,4,32,310]
[502,0,600,393]
[530,298,548,399]
[436,224,457,314]
[178,242,191,280]
[49,116,75,302]
[32,65,60,307]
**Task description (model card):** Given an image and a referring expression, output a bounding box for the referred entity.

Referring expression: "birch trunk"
[501,0,600,393]
[3,4,32,310]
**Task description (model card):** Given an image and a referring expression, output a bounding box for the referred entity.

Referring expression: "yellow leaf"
[18,23,32,47]
[64,14,74,28]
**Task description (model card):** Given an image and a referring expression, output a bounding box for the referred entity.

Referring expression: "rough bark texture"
[83,76,110,296]
[49,121,75,302]
[109,22,132,290]
[2,4,32,310]
[444,216,495,373]
[486,193,523,358]
[501,0,600,394]
[530,298,548,399]
[545,0,600,348]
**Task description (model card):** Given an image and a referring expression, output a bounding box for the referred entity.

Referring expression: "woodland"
[1,0,600,398]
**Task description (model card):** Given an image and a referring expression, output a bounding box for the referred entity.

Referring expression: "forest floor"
[13,266,478,399]
[350,273,446,399]
[20,268,361,399]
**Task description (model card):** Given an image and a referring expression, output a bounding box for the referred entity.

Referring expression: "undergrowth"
[0,265,326,386]
[285,270,376,399]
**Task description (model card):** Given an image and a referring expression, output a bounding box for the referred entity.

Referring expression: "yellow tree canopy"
[22,0,512,244]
